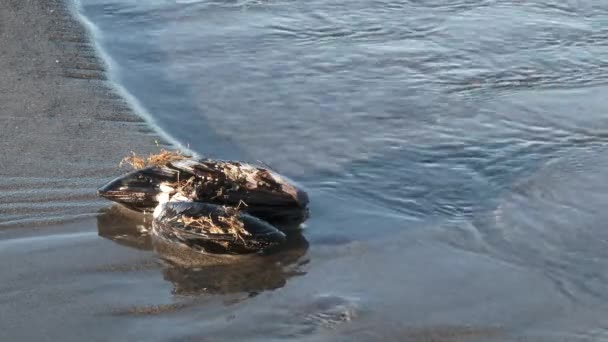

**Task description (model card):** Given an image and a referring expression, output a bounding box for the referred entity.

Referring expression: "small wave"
[442,146,608,303]
[70,0,195,156]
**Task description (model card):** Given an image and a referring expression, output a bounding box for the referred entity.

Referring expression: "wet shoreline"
[0,0,164,228]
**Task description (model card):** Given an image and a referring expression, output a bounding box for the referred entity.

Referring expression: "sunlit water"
[7,0,608,340]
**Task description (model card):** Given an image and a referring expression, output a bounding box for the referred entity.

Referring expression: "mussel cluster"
[98,158,309,254]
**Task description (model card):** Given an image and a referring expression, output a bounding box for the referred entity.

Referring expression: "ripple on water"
[442,145,608,303]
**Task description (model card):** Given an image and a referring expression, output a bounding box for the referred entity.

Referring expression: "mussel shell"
[169,159,310,208]
[97,159,309,222]
[97,166,178,212]
[153,201,286,255]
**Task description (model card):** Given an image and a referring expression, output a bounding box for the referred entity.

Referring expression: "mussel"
[98,159,309,221]
[98,158,309,254]
[153,201,286,254]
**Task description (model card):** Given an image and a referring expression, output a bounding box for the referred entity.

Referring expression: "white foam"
[67,0,198,158]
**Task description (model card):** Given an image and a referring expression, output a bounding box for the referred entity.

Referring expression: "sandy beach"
[0,0,162,228]
[0,1,179,339]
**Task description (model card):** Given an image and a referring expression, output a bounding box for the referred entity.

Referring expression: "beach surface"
[0,3,178,338]
[0,0,161,227]
[0,0,175,339]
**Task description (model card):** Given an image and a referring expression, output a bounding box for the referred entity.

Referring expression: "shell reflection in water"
[97,205,309,296]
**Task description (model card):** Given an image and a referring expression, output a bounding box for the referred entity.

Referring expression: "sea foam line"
[67,0,198,158]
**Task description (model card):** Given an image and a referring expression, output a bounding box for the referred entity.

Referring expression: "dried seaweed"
[119,151,146,169]
[167,176,197,198]
[221,163,248,185]
[148,149,188,166]
[177,205,250,241]
[120,149,189,169]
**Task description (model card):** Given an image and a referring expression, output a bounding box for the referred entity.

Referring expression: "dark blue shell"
[97,159,309,223]
[153,201,287,255]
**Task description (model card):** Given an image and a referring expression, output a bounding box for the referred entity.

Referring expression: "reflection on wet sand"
[97,205,309,297]
[97,205,154,251]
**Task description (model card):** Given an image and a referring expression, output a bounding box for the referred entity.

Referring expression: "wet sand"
[0,0,162,227]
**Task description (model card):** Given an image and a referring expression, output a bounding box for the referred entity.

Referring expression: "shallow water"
[7,0,608,340]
